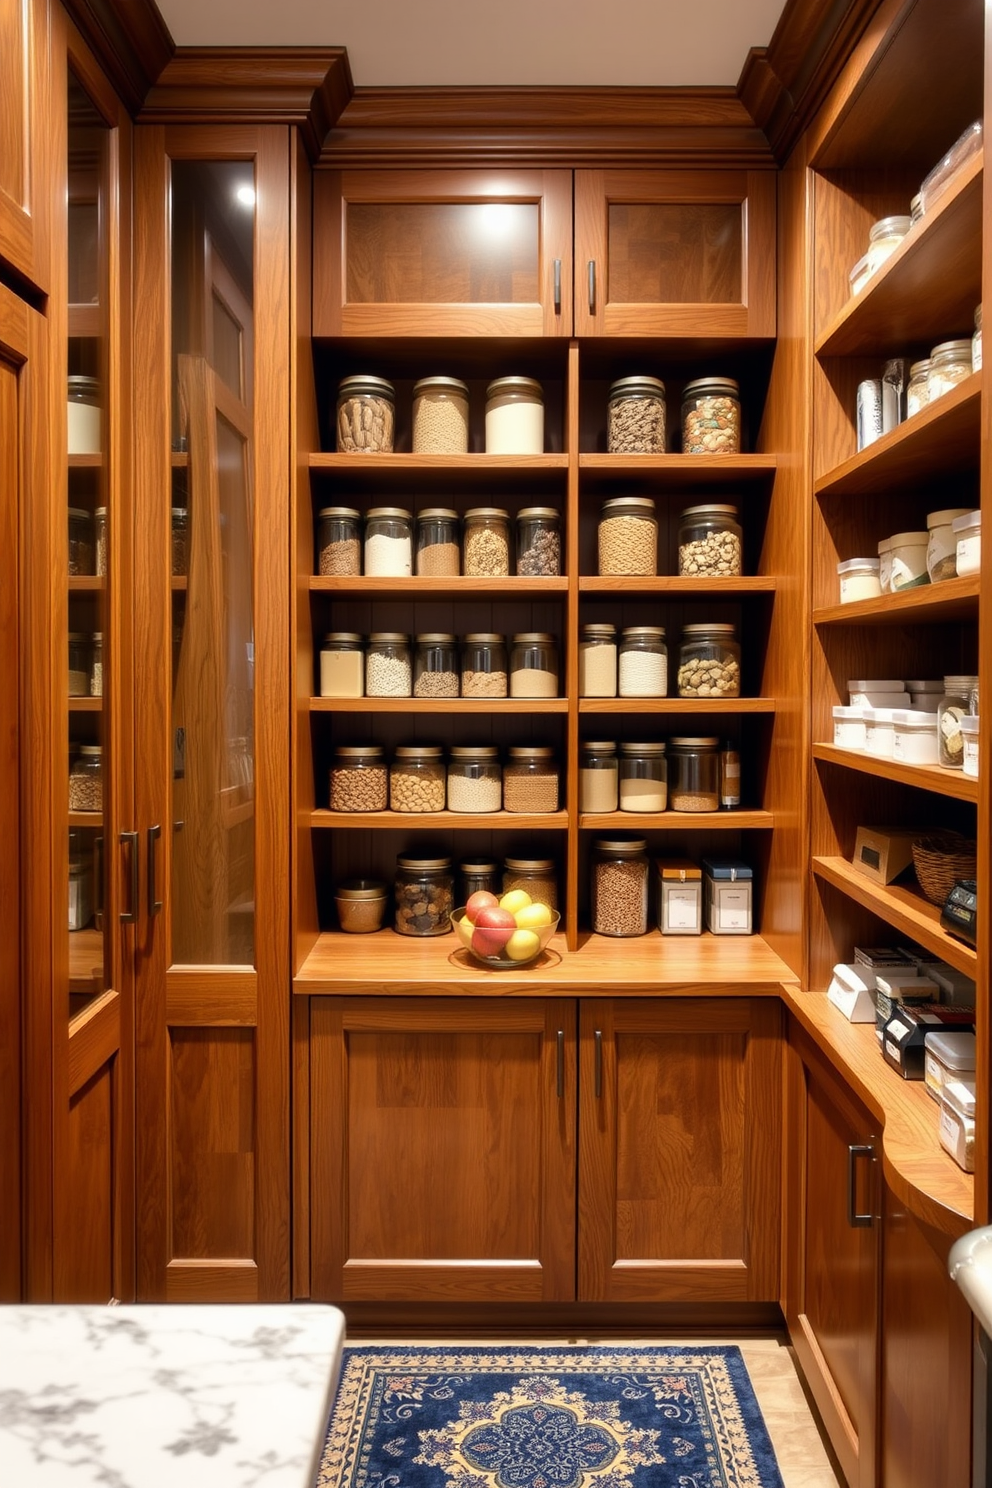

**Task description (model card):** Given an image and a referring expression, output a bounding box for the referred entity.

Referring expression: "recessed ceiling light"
[236,184,256,208]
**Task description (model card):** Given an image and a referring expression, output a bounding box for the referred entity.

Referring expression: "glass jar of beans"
[447,745,502,813]
[394,855,454,936]
[677,623,741,698]
[366,633,412,697]
[678,504,743,576]
[412,376,469,453]
[503,746,559,813]
[414,633,459,698]
[389,744,446,812]
[591,838,649,936]
[329,745,388,812]
[598,496,657,576]
[681,377,741,454]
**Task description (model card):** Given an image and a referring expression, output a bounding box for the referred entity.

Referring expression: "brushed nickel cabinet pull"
[119,831,139,924]
[553,258,561,313]
[587,260,596,313]
[148,824,162,916]
[594,1029,603,1098]
[556,1029,564,1097]
[847,1143,874,1227]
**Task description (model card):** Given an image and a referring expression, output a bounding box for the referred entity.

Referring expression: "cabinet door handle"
[594,1029,603,1098]
[553,258,561,313]
[847,1143,874,1227]
[147,824,162,916]
[556,1029,564,1097]
[587,260,596,313]
[119,831,139,924]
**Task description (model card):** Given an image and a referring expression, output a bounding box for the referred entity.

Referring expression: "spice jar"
[329,745,388,812]
[619,742,668,812]
[317,506,362,577]
[414,633,459,698]
[90,632,103,698]
[335,374,395,453]
[447,745,502,813]
[503,857,558,911]
[927,340,973,401]
[68,508,94,576]
[94,507,107,577]
[69,744,103,812]
[927,508,971,582]
[394,855,453,936]
[365,632,411,697]
[459,633,507,698]
[678,504,743,576]
[503,746,559,813]
[463,507,510,576]
[334,879,388,934]
[364,507,412,577]
[516,507,561,576]
[68,633,90,697]
[669,736,720,812]
[619,627,668,698]
[510,633,558,698]
[171,507,189,576]
[889,531,929,590]
[580,741,618,813]
[973,304,982,372]
[592,838,649,937]
[598,496,657,576]
[677,624,741,698]
[866,215,911,275]
[579,624,617,698]
[415,508,460,577]
[320,633,365,698]
[681,377,741,454]
[485,377,544,454]
[837,557,882,603]
[390,744,446,812]
[459,860,500,902]
[607,376,666,453]
[954,510,981,577]
[412,376,469,454]
[937,676,979,770]
[906,359,931,417]
[67,375,101,454]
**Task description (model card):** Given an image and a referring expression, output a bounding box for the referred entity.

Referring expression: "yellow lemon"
[504,928,541,962]
[455,913,475,950]
[499,888,532,916]
[514,901,553,930]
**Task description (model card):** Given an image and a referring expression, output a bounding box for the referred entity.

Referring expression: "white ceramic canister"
[485,376,544,454]
[926,508,971,582]
[863,708,897,759]
[953,509,981,577]
[889,531,929,591]
[877,535,894,593]
[961,714,979,778]
[833,706,867,750]
[891,709,939,765]
[837,557,882,603]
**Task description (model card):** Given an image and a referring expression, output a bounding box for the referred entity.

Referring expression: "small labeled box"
[702,858,752,935]
[654,859,702,935]
[939,1078,977,1172]
[852,826,919,885]
[873,971,936,1040]
[827,963,877,1022]
[881,1004,975,1081]
[924,1029,976,1103]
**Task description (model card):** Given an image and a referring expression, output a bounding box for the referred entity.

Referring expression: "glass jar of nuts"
[516,507,561,576]
[678,504,743,576]
[336,374,395,453]
[681,377,741,454]
[677,623,741,698]
[607,376,666,453]
[389,744,446,811]
[394,855,454,936]
[591,838,649,937]
[329,745,388,812]
[463,507,511,577]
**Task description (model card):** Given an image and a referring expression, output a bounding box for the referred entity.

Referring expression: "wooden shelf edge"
[812,744,979,802]
[811,855,978,976]
[578,453,777,474]
[579,576,778,593]
[579,810,774,829]
[309,452,569,471]
[579,697,776,714]
[813,575,980,625]
[310,696,570,713]
[311,810,569,830]
[309,576,569,594]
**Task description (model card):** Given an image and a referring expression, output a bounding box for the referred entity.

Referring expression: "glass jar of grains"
[365,633,411,697]
[669,736,720,812]
[447,745,502,813]
[927,340,973,402]
[68,508,93,576]
[503,857,558,911]
[329,745,388,812]
[90,632,103,697]
[503,746,559,813]
[618,627,668,698]
[394,855,453,936]
[580,741,618,813]
[509,633,558,698]
[414,633,459,698]
[460,633,507,698]
[607,376,666,453]
[335,374,395,453]
[389,744,446,812]
[94,506,107,577]
[592,838,649,937]
[579,623,617,698]
[681,377,741,454]
[463,506,510,576]
[906,359,931,417]
[516,507,561,576]
[677,623,741,698]
[317,506,361,577]
[319,632,364,698]
[69,744,103,812]
[598,496,657,576]
[415,508,460,576]
[619,742,668,813]
[412,376,469,454]
[364,507,412,577]
[678,504,743,576]
[485,376,544,454]
[68,633,91,697]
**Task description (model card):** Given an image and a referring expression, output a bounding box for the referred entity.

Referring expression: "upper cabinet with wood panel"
[0,0,50,294]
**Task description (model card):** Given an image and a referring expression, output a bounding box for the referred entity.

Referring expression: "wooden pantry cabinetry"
[0,0,50,293]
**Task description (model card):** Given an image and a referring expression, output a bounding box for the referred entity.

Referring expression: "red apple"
[475,906,516,931]
[472,922,515,958]
[464,890,499,925]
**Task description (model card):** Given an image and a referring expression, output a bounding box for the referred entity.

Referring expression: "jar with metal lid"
[334,879,388,934]
[68,847,94,932]
[171,507,189,576]
[516,507,561,576]
[677,624,741,698]
[463,507,510,576]
[592,838,649,937]
[485,376,544,454]
[364,507,412,577]
[414,633,459,698]
[928,340,973,401]
[607,376,666,453]
[447,745,502,813]
[68,508,93,576]
[906,359,931,417]
[68,633,90,697]
[619,627,667,698]
[412,376,469,454]
[390,744,446,812]
[394,855,454,936]
[866,215,911,275]
[320,632,364,698]
[365,633,411,697]
[94,507,107,577]
[67,375,101,454]
[619,742,667,813]
[503,746,559,813]
[927,508,971,582]
[503,857,558,911]
[509,633,558,698]
[678,504,742,576]
[415,508,460,577]
[69,744,103,812]
[598,496,656,576]
[318,506,361,577]
[90,632,103,698]
[937,676,979,770]
[681,377,741,454]
[460,633,508,698]
[973,304,982,372]
[669,736,720,812]
[329,745,388,812]
[579,623,617,698]
[459,860,500,902]
[335,374,395,453]
[580,741,618,813]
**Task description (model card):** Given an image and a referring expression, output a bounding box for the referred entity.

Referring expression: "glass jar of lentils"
[329,745,388,812]
[463,506,511,577]
[598,496,657,576]
[317,506,361,577]
[412,376,469,454]
[68,744,103,813]
[592,838,649,936]
[461,633,508,698]
[366,632,412,697]
[415,508,460,576]
[394,855,454,936]
[516,507,561,576]
[389,744,447,812]
[335,374,395,453]
[677,623,741,698]
[681,376,741,454]
[414,633,459,698]
[607,376,666,453]
[503,746,559,813]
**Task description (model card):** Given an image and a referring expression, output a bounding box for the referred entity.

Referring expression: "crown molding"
[61,0,175,116]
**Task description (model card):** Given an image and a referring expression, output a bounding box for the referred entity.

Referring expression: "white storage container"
[924,1029,976,1103]
[847,679,909,709]
[889,531,930,590]
[961,714,979,778]
[863,708,897,758]
[891,709,939,764]
[906,679,944,709]
[877,535,894,593]
[837,557,881,603]
[953,509,981,577]
[833,705,867,749]
[926,507,971,581]
[939,1078,976,1172]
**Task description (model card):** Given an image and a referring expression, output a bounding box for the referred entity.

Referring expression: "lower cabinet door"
[578,997,783,1303]
[310,996,577,1302]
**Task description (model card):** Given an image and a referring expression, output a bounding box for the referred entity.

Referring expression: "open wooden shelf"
[812,744,979,803]
[812,855,978,977]
[311,809,568,830]
[580,576,778,594]
[814,575,980,626]
[69,928,104,995]
[68,696,102,712]
[68,576,105,593]
[68,811,102,828]
[68,302,101,338]
[310,575,568,595]
[578,453,776,486]
[68,452,103,469]
[579,809,773,830]
[310,696,569,714]
[309,452,569,474]
[579,696,775,714]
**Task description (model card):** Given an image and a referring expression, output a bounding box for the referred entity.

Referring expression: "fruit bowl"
[452,900,560,970]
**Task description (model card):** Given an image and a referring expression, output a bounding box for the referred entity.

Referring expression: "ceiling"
[154,0,790,89]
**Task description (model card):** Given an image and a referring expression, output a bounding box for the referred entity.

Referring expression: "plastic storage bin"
[891,710,939,765]
[924,1029,976,1103]
[833,706,867,749]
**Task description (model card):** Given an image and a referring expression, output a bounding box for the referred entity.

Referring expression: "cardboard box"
[852,826,918,885]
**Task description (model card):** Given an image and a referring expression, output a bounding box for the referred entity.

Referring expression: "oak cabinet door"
[0,0,49,293]
[313,169,573,338]
[578,997,782,1302]
[310,996,577,1302]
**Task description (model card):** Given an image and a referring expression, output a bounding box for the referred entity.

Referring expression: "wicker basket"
[912,832,977,905]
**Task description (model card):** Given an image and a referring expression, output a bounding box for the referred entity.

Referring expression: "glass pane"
[169,161,255,966]
[346,201,540,305]
[607,202,743,305]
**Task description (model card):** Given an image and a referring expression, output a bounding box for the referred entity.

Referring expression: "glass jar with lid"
[69,744,103,812]
[171,507,189,576]
[447,745,502,813]
[412,376,469,454]
[68,842,94,932]
[592,838,649,937]
[485,376,544,454]
[320,632,364,698]
[509,633,558,698]
[94,506,107,577]
[334,879,388,934]
[681,377,741,454]
[67,375,101,454]
[68,508,94,576]
[937,676,979,770]
[460,633,508,698]
[927,340,973,401]
[678,504,743,576]
[619,627,668,698]
[669,736,720,812]
[364,507,412,577]
[579,623,617,698]
[503,857,558,911]
[463,507,510,576]
[906,359,931,417]
[866,215,912,275]
[90,632,103,698]
[329,745,388,812]
[318,506,361,577]
[414,633,459,698]
[365,632,411,697]
[394,855,454,936]
[415,508,460,576]
[677,624,741,698]
[389,744,446,812]
[580,740,618,813]
[619,742,668,813]
[607,376,666,453]
[336,374,395,453]
[503,746,559,813]
[973,304,982,372]
[68,633,90,697]
[459,860,500,902]
[598,496,657,576]
[516,507,561,576]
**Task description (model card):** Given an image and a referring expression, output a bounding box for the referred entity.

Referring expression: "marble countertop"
[0,1303,345,1486]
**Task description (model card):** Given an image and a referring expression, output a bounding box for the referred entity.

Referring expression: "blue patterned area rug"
[317,1345,785,1488]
